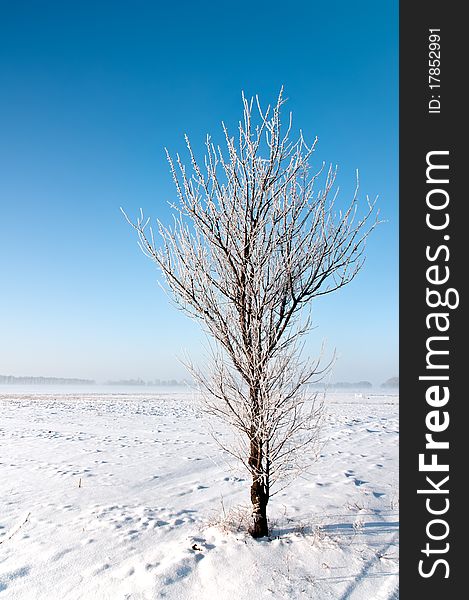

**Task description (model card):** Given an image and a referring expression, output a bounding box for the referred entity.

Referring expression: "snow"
[0,390,398,599]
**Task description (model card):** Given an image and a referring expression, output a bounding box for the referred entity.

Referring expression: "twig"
[0,512,31,545]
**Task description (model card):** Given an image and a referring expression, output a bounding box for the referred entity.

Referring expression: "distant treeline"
[105,378,185,386]
[0,374,95,385]
[308,381,373,389]
[308,378,399,389]
[0,373,398,389]
[381,377,399,388]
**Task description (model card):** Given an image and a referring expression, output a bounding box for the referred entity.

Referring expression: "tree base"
[248,515,269,538]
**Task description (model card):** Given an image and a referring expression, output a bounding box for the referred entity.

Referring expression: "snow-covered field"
[0,390,398,599]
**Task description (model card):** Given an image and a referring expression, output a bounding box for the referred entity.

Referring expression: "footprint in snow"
[152,520,169,528]
[353,478,368,487]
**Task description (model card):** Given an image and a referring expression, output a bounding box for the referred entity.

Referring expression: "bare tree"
[123,89,378,538]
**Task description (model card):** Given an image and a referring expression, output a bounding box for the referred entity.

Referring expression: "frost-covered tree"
[123,89,377,538]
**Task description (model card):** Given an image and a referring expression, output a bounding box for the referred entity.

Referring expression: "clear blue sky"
[0,1,398,384]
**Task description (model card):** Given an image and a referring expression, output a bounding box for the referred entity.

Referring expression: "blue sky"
[0,1,398,384]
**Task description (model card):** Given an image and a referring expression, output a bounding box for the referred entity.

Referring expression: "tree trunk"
[248,384,269,538]
[249,475,269,538]
[248,433,269,538]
